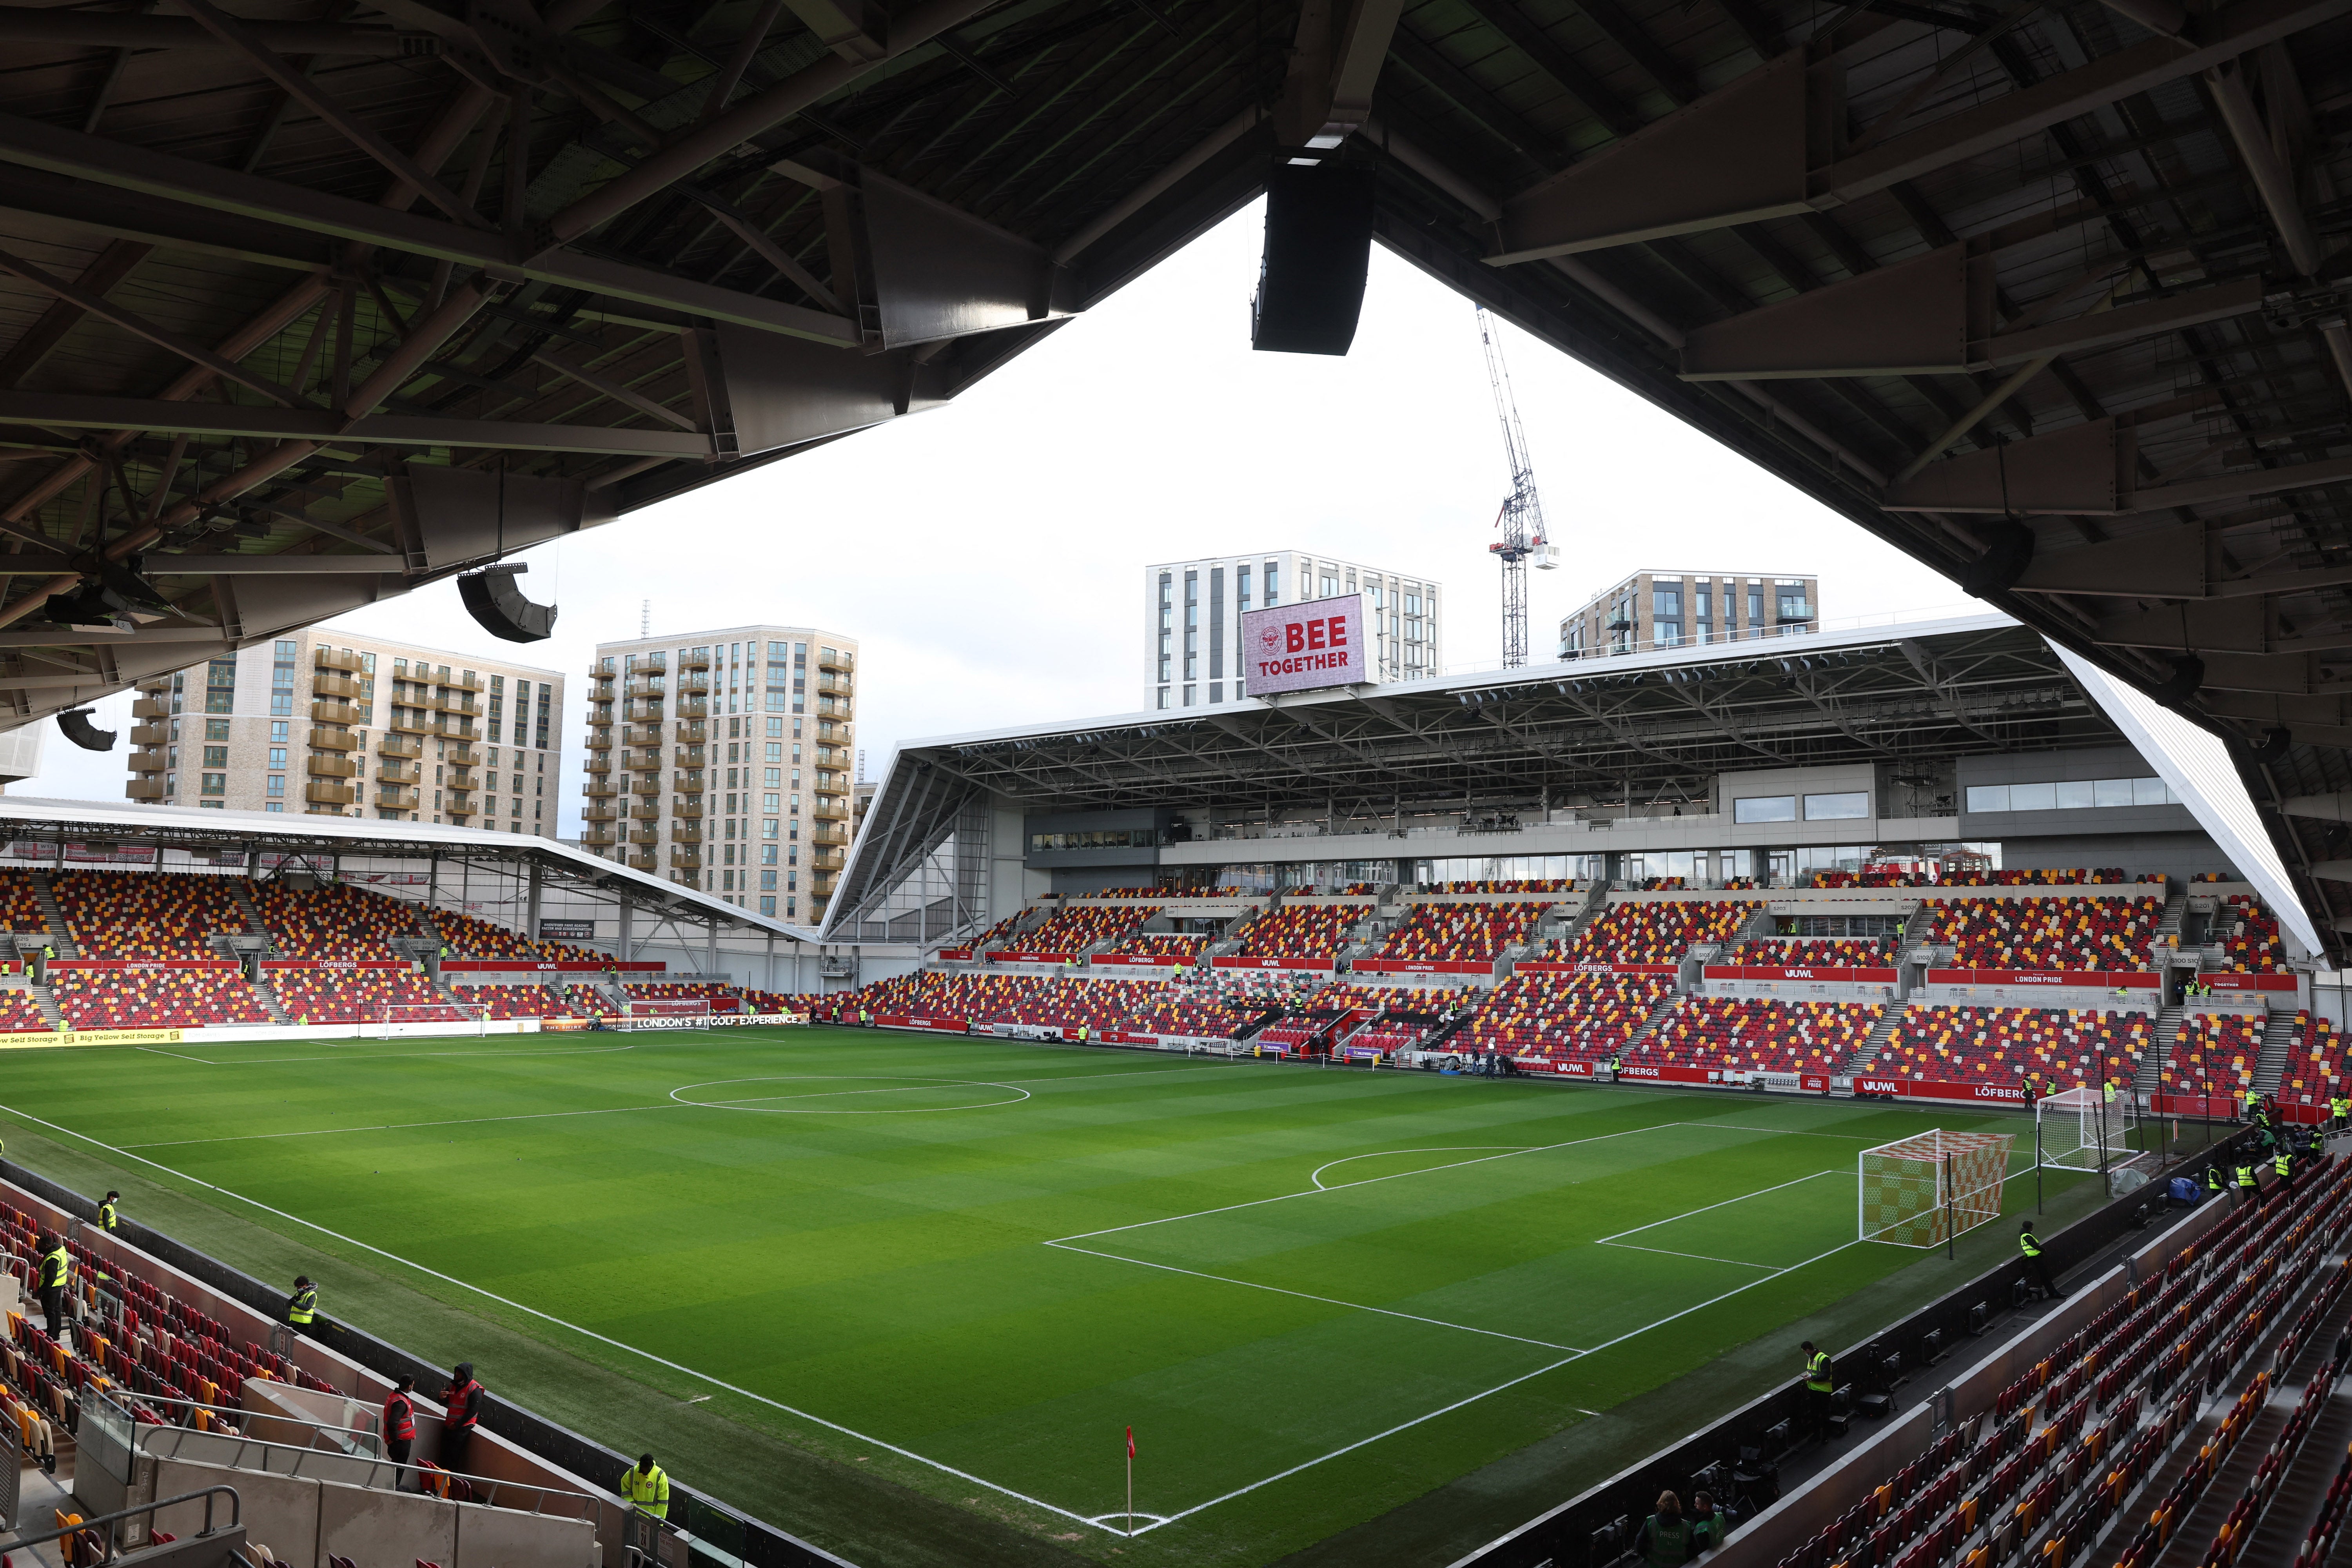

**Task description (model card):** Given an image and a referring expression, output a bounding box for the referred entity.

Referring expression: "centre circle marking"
[668,1075,1032,1114]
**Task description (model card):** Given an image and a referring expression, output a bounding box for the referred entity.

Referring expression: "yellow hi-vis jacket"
[288,1284,317,1325]
[623,1464,670,1519]
[1805,1351,1832,1393]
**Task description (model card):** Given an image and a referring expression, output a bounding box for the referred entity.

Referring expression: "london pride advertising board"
[1241,593,1370,697]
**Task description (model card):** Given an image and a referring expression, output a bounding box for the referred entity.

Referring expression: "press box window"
[1965,777,2177,813]
[1803,792,1870,820]
[1732,795,1797,824]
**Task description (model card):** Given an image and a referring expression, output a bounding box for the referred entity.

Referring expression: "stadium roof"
[828,610,2326,955]
[0,793,815,940]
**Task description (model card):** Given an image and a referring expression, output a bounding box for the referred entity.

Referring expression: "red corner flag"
[1126,1426,1136,1459]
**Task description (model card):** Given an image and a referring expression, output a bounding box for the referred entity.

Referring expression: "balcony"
[675,696,709,719]
[673,746,706,768]
[628,852,656,872]
[305,780,357,806]
[379,734,421,759]
[445,670,484,693]
[815,744,849,767]
[586,729,614,751]
[809,823,849,846]
[589,659,615,678]
[628,827,660,846]
[377,785,420,810]
[311,699,361,726]
[388,709,429,734]
[127,748,165,773]
[315,647,363,673]
[431,717,477,741]
[446,787,475,810]
[444,745,481,768]
[622,748,662,770]
[673,672,711,695]
[583,803,621,823]
[129,720,169,747]
[623,677,666,701]
[312,672,361,702]
[308,755,358,779]
[437,692,480,716]
[816,695,850,718]
[622,699,664,722]
[672,800,704,819]
[135,674,175,693]
[673,770,705,792]
[584,826,618,848]
[817,672,852,696]
[583,756,612,777]
[377,759,421,784]
[819,648,854,672]
[131,697,170,720]
[623,723,663,746]
[447,768,477,790]
[670,847,703,871]
[672,823,703,844]
[629,802,660,821]
[297,727,351,754]
[125,779,166,801]
[811,800,850,822]
[679,649,711,671]
[631,778,661,797]
[674,721,707,745]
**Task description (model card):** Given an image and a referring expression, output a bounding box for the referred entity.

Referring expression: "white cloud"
[12,199,1965,835]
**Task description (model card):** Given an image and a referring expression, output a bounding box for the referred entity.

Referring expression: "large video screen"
[1241,594,1370,697]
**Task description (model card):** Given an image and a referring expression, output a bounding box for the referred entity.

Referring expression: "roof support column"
[526,860,543,939]
[706,916,718,980]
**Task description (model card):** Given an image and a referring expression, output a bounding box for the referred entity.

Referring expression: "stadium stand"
[0,870,48,934]
[464,984,583,1020]
[250,879,423,958]
[739,988,815,1014]
[2160,1011,2265,1101]
[1723,937,1894,966]
[1372,903,1549,962]
[1107,931,1210,962]
[2278,1013,2347,1110]
[52,969,269,1028]
[1771,1157,2350,1568]
[565,984,619,1017]
[0,989,45,1032]
[1875,1004,2153,1088]
[1546,900,1749,964]
[623,982,742,1009]
[1420,879,1572,894]
[2215,894,2287,972]
[272,967,463,1023]
[996,903,1154,953]
[966,911,1031,950]
[1227,904,1364,959]
[1808,868,1929,887]
[53,871,247,958]
[1453,970,1675,1060]
[425,907,600,962]
[1922,895,2162,969]
[1633,996,1881,1073]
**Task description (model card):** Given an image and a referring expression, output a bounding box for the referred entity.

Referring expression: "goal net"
[1859,1129,2014,1248]
[627,998,711,1017]
[376,1002,486,1038]
[2036,1085,2137,1172]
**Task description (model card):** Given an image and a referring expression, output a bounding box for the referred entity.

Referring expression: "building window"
[1803,791,1870,820]
[760,896,776,916]
[267,775,285,797]
[200,773,226,795]
[1183,570,1198,680]
[1748,585,1765,624]
[265,802,284,813]
[1965,777,2176,812]
[1732,795,1796,823]
[1183,684,1195,706]
[1156,688,1169,710]
[201,745,227,768]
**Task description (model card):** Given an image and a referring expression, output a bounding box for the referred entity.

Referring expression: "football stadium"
[0,608,2347,1568]
[13,0,2352,1561]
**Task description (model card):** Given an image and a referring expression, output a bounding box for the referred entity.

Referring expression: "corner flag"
[1126,1426,1135,1458]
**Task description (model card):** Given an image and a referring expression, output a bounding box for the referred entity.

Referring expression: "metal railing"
[131,1420,601,1520]
[0,1485,241,1568]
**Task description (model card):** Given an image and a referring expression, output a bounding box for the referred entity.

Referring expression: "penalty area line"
[0,1101,1105,1534]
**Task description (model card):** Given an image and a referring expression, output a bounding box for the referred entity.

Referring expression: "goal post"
[626,998,711,1018]
[1859,1129,2014,1248]
[2036,1085,2137,1172]
[377,1002,487,1038]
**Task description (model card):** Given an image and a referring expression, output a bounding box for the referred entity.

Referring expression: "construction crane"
[1477,306,1557,668]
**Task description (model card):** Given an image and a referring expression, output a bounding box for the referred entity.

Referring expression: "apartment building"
[1144,551,1442,710]
[1558,570,1820,659]
[125,630,564,831]
[581,625,857,923]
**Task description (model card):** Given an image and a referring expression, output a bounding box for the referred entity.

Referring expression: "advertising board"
[1924,969,2158,988]
[1241,594,1370,697]
[1853,1075,2031,1103]
[1211,955,1338,972]
[2196,973,2298,993]
[1515,961,1678,975]
[538,919,598,940]
[1702,965,1899,982]
[1353,958,1495,975]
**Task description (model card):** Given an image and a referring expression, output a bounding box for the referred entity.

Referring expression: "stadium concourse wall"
[0,1021,558,1050]
[1445,1130,2261,1568]
[0,1165,858,1568]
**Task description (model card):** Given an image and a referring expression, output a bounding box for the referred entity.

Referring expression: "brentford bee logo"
[1259,625,1283,651]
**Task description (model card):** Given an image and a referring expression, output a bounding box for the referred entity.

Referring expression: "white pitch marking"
[118,1102,689,1149]
[135,1047,215,1063]
[669,1076,1033,1114]
[1598,1242,1782,1270]
[1594,1170,1851,1244]
[1308,1147,1536,1190]
[0,1101,1105,1533]
[1043,1241,1585,1351]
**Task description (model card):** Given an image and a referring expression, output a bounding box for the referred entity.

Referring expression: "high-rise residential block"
[1143,551,1443,710]
[125,630,564,830]
[1558,570,1820,659]
[582,625,857,922]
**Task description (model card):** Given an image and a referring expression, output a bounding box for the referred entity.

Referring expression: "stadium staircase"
[29,870,75,957]
[18,976,61,1031]
[2153,888,2189,946]
[248,976,295,1026]
[2253,1009,2302,1096]
[2137,1003,2185,1094]
[1840,1006,1906,1074]
[1622,991,1682,1054]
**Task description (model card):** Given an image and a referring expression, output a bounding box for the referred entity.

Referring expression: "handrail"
[0,1484,241,1564]
[108,1387,382,1456]
[131,1420,602,1520]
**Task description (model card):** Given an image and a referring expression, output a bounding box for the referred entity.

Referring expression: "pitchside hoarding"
[1242,594,1371,697]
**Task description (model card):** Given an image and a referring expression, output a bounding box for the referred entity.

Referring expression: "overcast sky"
[20,199,1968,834]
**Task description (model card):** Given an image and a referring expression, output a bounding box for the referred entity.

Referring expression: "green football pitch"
[0,1027,2084,1568]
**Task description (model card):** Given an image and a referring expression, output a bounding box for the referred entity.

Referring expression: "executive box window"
[1804,791,1870,820]
[1733,795,1797,823]
[1967,777,2178,813]
[1029,828,1155,851]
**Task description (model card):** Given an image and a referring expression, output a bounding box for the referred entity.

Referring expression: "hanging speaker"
[57,710,116,751]
[1251,160,1376,356]
[458,563,557,643]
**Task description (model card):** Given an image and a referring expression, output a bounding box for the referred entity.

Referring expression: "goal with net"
[627,998,711,1017]
[1859,1129,2014,1248]
[2035,1085,2138,1172]
[376,1002,487,1038]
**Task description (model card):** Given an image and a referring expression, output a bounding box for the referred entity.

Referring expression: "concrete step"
[30,870,76,959]
[1840,1004,1905,1074]
[25,981,61,1031]
[2254,1008,2303,1093]
[2138,1004,2185,1093]
[250,979,294,1026]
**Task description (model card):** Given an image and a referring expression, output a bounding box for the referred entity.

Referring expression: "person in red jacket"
[441,1363,483,1475]
[382,1375,417,1489]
